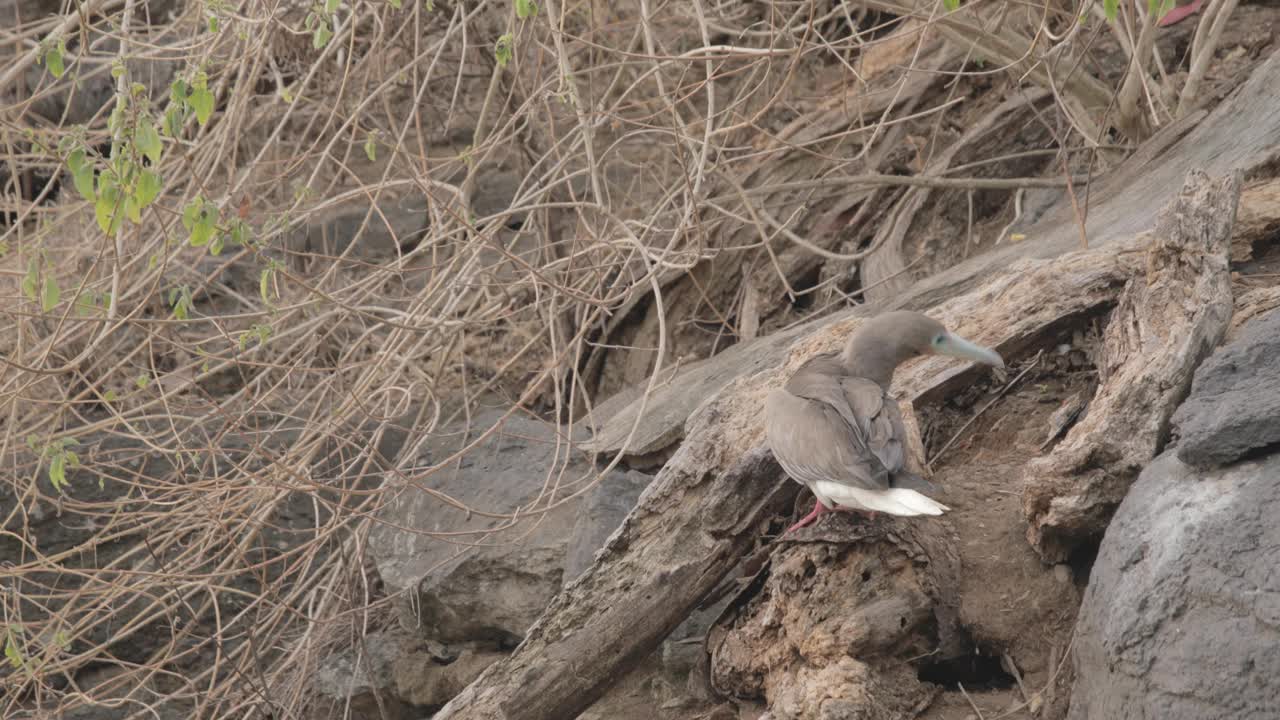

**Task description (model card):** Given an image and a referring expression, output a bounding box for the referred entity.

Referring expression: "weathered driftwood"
[1229,286,1280,339]
[1232,176,1280,261]
[434,170,1242,719]
[708,519,962,718]
[1023,171,1238,562]
[434,50,1280,720]
[583,48,1280,463]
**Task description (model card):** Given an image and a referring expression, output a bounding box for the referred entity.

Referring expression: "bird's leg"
[784,500,833,534]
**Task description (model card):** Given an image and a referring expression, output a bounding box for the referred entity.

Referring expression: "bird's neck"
[839,336,901,388]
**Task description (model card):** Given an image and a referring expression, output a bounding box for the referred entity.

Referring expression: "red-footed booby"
[766,311,1004,534]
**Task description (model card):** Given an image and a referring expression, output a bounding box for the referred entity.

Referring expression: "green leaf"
[125,193,142,223]
[95,174,123,234]
[208,14,220,33]
[135,169,162,208]
[943,0,959,10]
[515,0,537,18]
[134,118,163,164]
[49,453,66,492]
[189,220,213,247]
[388,0,401,8]
[170,285,191,320]
[495,33,513,68]
[313,21,333,49]
[47,39,65,78]
[210,233,225,256]
[189,75,214,125]
[183,197,218,247]
[1105,0,1118,22]
[259,267,272,303]
[135,374,150,389]
[364,131,377,162]
[163,105,184,136]
[182,197,200,229]
[325,0,340,14]
[110,60,125,79]
[190,87,214,125]
[104,389,118,402]
[74,291,95,316]
[41,275,60,312]
[4,632,22,670]
[21,258,38,302]
[68,149,96,201]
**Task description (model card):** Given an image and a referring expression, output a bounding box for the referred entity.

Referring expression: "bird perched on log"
[766,311,1004,534]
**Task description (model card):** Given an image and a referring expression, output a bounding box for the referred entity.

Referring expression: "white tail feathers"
[812,481,950,516]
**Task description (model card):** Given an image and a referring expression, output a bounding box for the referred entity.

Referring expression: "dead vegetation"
[1,0,1277,718]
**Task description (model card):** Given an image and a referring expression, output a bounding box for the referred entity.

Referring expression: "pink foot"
[784,502,877,534]
[785,501,832,534]
[1158,0,1203,27]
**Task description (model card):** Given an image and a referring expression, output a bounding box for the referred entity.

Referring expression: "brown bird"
[766,311,1004,533]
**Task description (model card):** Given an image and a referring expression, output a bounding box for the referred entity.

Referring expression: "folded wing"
[766,360,906,494]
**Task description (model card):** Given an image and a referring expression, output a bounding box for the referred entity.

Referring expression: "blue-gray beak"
[937,333,1004,369]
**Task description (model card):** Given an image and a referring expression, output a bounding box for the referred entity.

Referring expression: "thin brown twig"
[958,682,988,720]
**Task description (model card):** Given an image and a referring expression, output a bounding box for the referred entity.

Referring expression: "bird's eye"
[932,334,945,346]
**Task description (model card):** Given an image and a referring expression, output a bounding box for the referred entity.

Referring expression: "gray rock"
[0,0,61,25]
[313,630,413,720]
[1069,451,1280,720]
[369,409,651,644]
[563,468,651,583]
[1171,307,1280,468]
[286,193,429,268]
[311,630,505,718]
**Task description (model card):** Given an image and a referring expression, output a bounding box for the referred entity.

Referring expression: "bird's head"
[841,310,1004,385]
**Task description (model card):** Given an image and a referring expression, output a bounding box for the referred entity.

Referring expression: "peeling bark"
[1022,171,1238,562]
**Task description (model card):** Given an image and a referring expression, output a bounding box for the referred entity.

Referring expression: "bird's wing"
[840,376,906,478]
[766,376,897,493]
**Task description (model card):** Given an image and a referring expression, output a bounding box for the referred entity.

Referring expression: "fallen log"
[434,168,1240,718]
[433,49,1280,720]
[583,47,1280,463]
